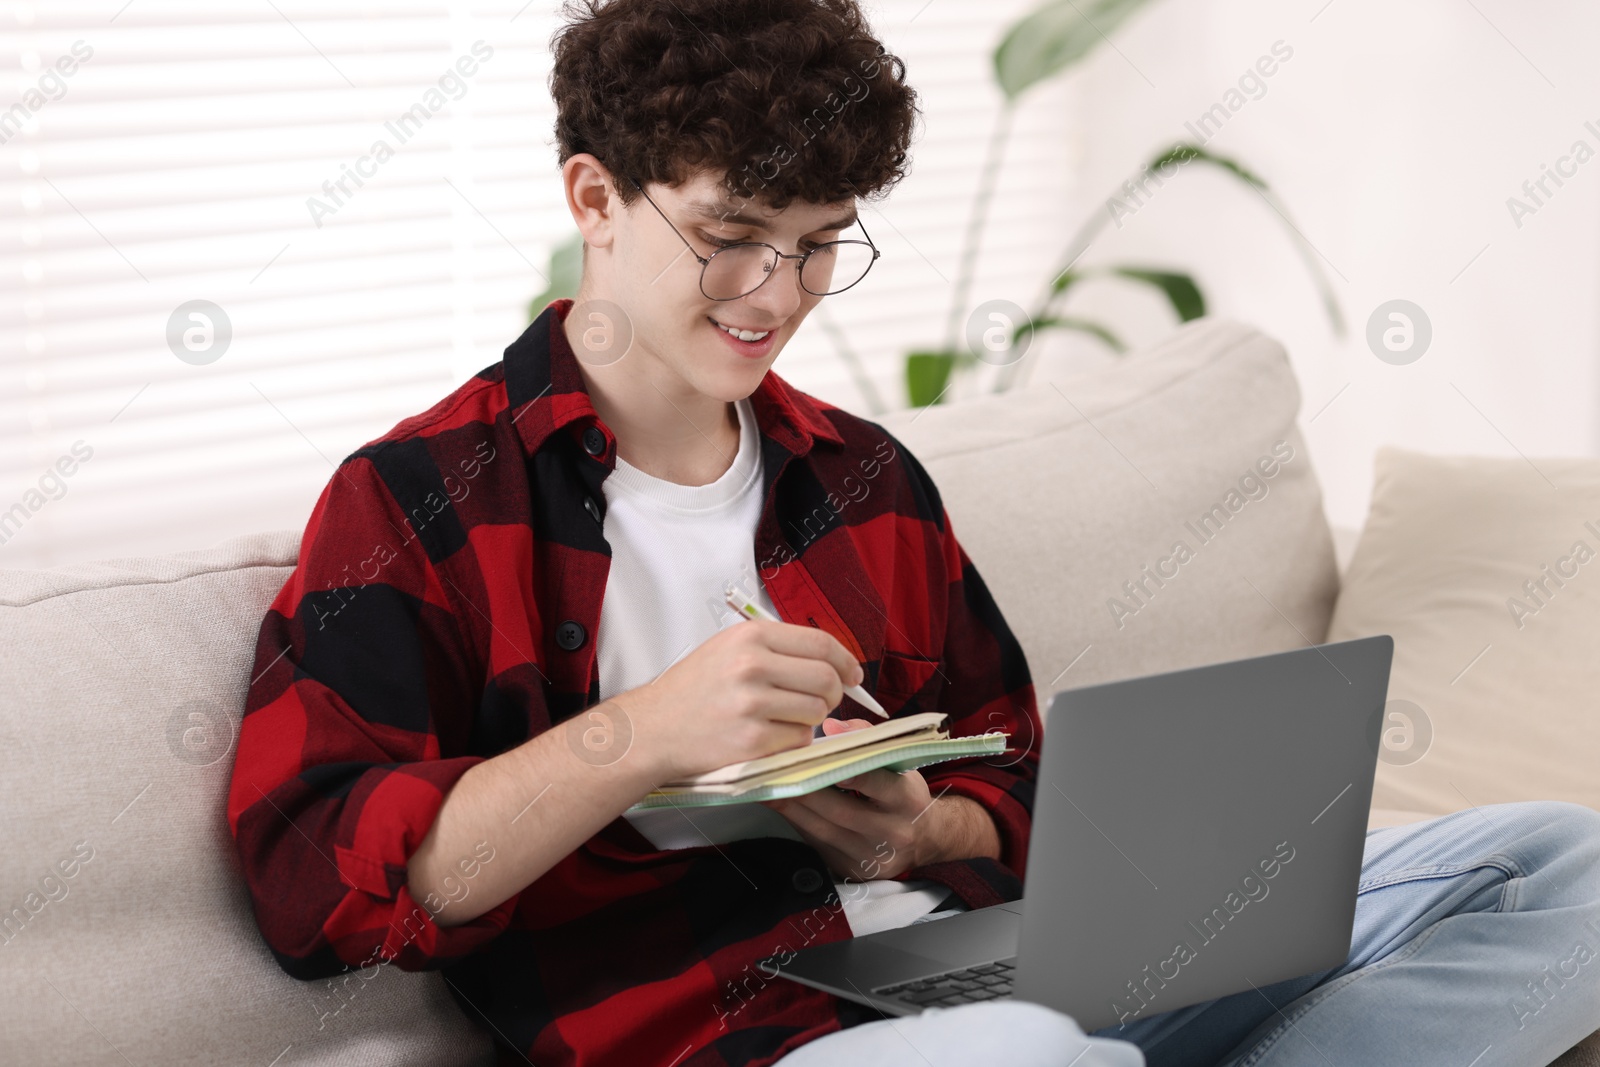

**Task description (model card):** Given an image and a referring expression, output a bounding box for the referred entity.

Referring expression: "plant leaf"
[1020,316,1125,353]
[1050,268,1085,297]
[1144,144,1344,336]
[993,0,1157,100]
[906,350,961,407]
[1107,267,1206,321]
[528,233,585,319]
[1147,142,1268,190]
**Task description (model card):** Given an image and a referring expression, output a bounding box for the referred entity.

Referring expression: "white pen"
[722,583,888,718]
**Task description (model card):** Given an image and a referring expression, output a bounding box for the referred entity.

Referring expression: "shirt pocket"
[875,650,944,715]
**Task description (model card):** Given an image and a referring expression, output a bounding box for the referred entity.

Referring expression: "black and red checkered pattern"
[228,298,1041,1067]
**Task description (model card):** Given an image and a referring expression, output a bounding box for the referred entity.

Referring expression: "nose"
[742,252,806,320]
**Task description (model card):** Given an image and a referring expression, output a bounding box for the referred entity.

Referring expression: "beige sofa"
[2,319,1595,1065]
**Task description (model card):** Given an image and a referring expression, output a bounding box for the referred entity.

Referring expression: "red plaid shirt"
[228,298,1042,1067]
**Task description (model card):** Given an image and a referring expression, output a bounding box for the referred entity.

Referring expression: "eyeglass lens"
[702,241,875,300]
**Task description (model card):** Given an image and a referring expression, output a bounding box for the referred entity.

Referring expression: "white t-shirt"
[598,396,953,937]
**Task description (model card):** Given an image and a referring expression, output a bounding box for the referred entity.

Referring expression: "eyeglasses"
[625,175,880,301]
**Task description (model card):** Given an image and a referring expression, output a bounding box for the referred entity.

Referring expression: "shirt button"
[582,426,607,457]
[583,495,602,523]
[792,867,825,894]
[555,620,587,651]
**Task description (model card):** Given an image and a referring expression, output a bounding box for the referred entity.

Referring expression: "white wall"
[0,0,1078,569]
[1041,0,1600,530]
[12,0,1587,567]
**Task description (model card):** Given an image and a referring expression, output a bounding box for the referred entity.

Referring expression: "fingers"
[753,652,846,711]
[752,621,864,689]
[771,796,875,863]
[833,767,926,808]
[755,719,817,755]
[777,783,906,840]
[756,687,833,728]
[820,717,875,736]
[770,797,909,883]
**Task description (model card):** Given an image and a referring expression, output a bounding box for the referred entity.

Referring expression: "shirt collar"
[503,299,846,459]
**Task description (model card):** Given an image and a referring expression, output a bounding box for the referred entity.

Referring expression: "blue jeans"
[774,801,1600,1067]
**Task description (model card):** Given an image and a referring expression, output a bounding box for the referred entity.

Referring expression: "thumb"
[821,717,875,736]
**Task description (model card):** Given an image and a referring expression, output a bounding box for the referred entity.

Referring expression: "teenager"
[230,2,1600,1065]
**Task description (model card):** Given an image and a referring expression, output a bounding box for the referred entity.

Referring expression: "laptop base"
[777,901,1024,1016]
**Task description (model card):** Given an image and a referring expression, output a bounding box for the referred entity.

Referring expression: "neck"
[564,306,740,486]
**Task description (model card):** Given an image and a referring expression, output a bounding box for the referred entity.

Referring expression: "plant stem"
[943,100,1016,355]
[993,197,1108,393]
[1245,182,1347,337]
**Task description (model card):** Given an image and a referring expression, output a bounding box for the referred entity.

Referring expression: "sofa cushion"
[878,318,1339,707]
[0,534,492,1067]
[1327,447,1600,815]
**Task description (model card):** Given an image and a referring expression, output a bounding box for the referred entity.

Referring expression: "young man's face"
[611,168,860,403]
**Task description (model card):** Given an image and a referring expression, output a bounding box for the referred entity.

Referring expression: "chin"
[696,360,773,403]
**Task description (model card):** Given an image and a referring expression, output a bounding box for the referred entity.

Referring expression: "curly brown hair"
[549,0,919,211]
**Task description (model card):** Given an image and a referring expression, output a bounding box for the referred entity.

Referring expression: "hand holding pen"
[723,583,887,718]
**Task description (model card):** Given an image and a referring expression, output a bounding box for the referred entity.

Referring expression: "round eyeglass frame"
[625,174,880,301]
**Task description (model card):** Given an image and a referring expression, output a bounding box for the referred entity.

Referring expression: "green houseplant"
[901,0,1343,408]
[529,0,1341,412]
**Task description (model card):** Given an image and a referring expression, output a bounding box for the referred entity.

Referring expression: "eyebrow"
[686,200,859,235]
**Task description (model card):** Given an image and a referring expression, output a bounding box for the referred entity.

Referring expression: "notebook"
[626,711,1009,810]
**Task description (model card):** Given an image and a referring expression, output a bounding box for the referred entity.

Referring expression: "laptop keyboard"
[872,958,1017,1009]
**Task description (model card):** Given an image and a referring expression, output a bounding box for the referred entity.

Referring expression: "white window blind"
[1,0,1078,570]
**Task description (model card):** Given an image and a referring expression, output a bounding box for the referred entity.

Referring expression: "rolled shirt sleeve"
[227,451,519,978]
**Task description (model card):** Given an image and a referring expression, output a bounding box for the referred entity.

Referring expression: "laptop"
[777,635,1393,1034]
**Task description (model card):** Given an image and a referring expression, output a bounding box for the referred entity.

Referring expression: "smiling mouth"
[708,316,774,342]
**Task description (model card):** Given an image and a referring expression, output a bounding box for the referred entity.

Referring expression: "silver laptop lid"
[1014,635,1393,1033]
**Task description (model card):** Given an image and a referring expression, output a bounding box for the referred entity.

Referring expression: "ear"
[563,153,623,251]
